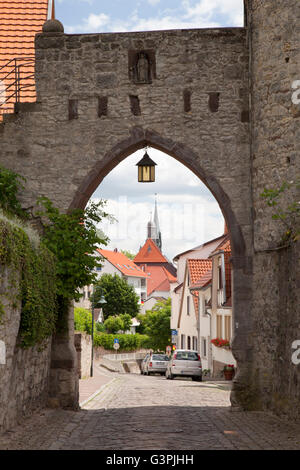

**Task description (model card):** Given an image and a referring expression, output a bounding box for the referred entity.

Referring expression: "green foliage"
[104,315,124,334]
[74,307,92,335]
[103,313,133,333]
[93,332,149,351]
[261,179,300,244]
[137,298,171,351]
[94,274,140,320]
[95,322,106,333]
[0,166,29,220]
[36,197,111,325]
[0,217,57,348]
[0,164,112,346]
[119,313,132,331]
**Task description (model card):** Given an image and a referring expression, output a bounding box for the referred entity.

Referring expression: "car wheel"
[169,373,174,380]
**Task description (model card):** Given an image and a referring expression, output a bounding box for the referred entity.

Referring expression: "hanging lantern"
[136,150,157,183]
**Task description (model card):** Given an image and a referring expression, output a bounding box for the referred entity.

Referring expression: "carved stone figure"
[136,52,151,84]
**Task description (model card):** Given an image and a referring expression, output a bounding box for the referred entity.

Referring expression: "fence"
[0,57,36,117]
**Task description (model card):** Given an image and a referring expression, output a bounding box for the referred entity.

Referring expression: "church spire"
[153,194,162,250]
[146,195,162,250]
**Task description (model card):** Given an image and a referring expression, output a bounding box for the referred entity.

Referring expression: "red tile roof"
[142,265,176,296]
[0,0,50,116]
[134,238,168,264]
[190,269,212,290]
[97,249,149,279]
[211,234,231,254]
[187,259,212,316]
[187,259,212,285]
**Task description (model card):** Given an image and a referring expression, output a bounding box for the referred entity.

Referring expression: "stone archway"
[0,25,254,411]
[66,128,253,410]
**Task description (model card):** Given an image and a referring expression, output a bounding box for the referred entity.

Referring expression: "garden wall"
[0,265,52,433]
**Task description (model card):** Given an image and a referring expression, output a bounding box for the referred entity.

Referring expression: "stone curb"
[79,377,118,408]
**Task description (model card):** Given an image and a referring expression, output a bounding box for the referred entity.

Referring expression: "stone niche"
[128,49,156,84]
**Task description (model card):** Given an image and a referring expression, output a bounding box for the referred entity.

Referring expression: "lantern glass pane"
[143,166,151,182]
[138,166,143,182]
[150,166,155,182]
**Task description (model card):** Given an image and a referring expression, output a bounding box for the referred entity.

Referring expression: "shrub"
[93,333,150,351]
[74,307,92,335]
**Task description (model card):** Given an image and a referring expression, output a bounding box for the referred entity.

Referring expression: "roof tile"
[134,238,169,263]
[97,249,148,279]
[0,0,49,117]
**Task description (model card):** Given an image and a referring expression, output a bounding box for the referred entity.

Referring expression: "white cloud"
[63,0,243,33]
[148,0,161,5]
[92,150,224,261]
[183,0,243,27]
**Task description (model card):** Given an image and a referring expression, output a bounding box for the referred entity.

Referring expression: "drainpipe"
[221,252,226,305]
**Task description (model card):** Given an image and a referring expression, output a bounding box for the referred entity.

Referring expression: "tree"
[104,316,124,334]
[137,298,171,352]
[120,313,132,332]
[93,273,140,320]
[74,307,92,335]
[36,197,111,327]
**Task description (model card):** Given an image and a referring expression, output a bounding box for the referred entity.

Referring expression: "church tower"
[146,195,162,250]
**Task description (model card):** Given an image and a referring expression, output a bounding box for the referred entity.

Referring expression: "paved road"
[0,366,300,450]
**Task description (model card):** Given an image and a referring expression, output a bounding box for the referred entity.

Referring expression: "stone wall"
[245,0,300,418]
[0,6,298,419]
[0,25,253,412]
[74,332,91,379]
[0,266,52,432]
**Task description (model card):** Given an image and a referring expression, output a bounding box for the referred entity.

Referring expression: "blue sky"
[54,1,243,260]
[56,0,244,34]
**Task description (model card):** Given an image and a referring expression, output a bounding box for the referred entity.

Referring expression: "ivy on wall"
[0,165,111,345]
[0,217,57,347]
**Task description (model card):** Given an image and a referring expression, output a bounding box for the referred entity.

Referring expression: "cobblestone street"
[0,366,300,451]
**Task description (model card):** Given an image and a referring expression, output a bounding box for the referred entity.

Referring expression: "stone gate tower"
[0,0,299,424]
[236,0,300,416]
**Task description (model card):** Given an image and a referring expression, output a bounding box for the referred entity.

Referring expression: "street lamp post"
[90,286,107,377]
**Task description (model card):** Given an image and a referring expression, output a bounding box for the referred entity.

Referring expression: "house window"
[224,316,232,341]
[187,336,191,350]
[193,336,197,351]
[181,334,185,349]
[217,315,222,337]
[187,296,190,315]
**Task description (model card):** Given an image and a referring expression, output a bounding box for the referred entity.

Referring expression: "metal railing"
[0,57,36,115]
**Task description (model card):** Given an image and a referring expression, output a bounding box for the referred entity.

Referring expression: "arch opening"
[69,129,252,408]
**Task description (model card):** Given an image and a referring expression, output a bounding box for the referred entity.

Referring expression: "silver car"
[145,353,170,376]
[165,349,202,381]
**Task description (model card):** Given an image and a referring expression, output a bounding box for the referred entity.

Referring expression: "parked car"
[144,353,170,375]
[140,353,150,375]
[165,349,202,381]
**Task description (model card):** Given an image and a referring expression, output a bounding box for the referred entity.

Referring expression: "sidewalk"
[79,364,116,407]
